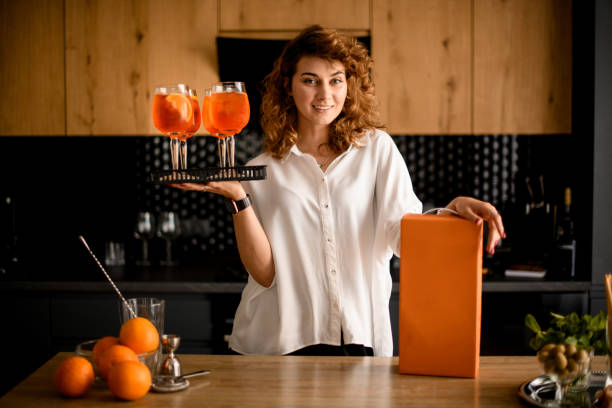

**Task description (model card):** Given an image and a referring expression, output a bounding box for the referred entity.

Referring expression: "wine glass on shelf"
[134,212,155,266]
[209,82,250,171]
[178,88,201,170]
[152,84,193,170]
[202,88,227,168]
[157,211,181,266]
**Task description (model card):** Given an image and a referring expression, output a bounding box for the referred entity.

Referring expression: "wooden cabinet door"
[0,0,65,136]
[474,0,572,134]
[65,0,218,136]
[372,0,472,134]
[219,0,369,34]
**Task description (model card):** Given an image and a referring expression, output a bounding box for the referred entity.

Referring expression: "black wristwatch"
[225,194,252,215]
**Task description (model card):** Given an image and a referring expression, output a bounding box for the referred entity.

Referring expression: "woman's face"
[290,56,347,131]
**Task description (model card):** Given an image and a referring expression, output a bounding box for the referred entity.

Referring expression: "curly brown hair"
[260,25,384,159]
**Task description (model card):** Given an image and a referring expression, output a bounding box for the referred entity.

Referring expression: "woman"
[177,25,505,356]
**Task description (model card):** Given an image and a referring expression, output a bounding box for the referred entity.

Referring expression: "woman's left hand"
[446,196,506,255]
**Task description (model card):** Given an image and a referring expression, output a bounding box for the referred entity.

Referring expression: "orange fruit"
[166,93,193,122]
[92,336,119,367]
[97,344,138,379]
[119,317,159,354]
[54,356,94,397]
[108,360,151,401]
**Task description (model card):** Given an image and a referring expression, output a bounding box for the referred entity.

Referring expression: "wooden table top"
[1,353,602,407]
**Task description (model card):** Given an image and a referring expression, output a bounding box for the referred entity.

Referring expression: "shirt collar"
[282,142,355,163]
[279,145,301,163]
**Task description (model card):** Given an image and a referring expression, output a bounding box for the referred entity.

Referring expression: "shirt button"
[327,238,332,243]
[324,204,329,208]
[331,269,336,275]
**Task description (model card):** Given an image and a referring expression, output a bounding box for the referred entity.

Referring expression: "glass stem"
[165,239,172,264]
[228,136,235,178]
[179,139,188,169]
[227,136,235,167]
[170,138,179,170]
[217,137,227,168]
[142,239,149,264]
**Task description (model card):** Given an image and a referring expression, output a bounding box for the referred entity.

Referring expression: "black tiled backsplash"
[135,133,519,255]
[0,133,591,280]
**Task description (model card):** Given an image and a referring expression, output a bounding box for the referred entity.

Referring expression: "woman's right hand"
[170,181,246,201]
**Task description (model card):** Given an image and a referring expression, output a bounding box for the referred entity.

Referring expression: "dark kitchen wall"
[0,132,590,280]
[589,0,612,313]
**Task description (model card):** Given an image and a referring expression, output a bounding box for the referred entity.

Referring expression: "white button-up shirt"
[229,129,422,356]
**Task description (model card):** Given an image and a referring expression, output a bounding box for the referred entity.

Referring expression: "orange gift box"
[398,213,483,378]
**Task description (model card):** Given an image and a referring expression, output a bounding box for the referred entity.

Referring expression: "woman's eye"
[331,78,343,85]
[303,78,317,85]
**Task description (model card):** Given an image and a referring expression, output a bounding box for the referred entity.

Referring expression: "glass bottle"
[553,187,576,279]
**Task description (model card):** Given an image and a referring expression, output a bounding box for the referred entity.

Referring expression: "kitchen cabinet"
[372,0,572,134]
[0,293,52,396]
[0,0,65,136]
[474,0,572,134]
[65,0,218,135]
[47,292,214,354]
[1,0,572,136]
[219,0,370,38]
[372,0,472,134]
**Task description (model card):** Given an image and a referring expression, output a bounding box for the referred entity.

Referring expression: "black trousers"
[230,332,374,356]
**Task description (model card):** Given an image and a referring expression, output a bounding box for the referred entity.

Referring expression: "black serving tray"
[150,166,267,184]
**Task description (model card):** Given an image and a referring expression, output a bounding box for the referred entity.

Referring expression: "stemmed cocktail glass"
[152,84,193,170]
[157,211,180,266]
[134,212,155,266]
[209,82,250,169]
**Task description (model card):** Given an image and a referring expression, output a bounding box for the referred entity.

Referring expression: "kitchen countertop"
[0,263,249,293]
[0,263,592,294]
[0,278,592,295]
[3,352,597,407]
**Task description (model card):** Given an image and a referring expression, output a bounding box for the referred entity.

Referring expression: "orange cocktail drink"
[152,84,192,170]
[209,91,250,135]
[152,93,193,137]
[209,82,250,168]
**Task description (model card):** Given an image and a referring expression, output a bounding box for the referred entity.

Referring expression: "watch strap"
[226,194,252,214]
